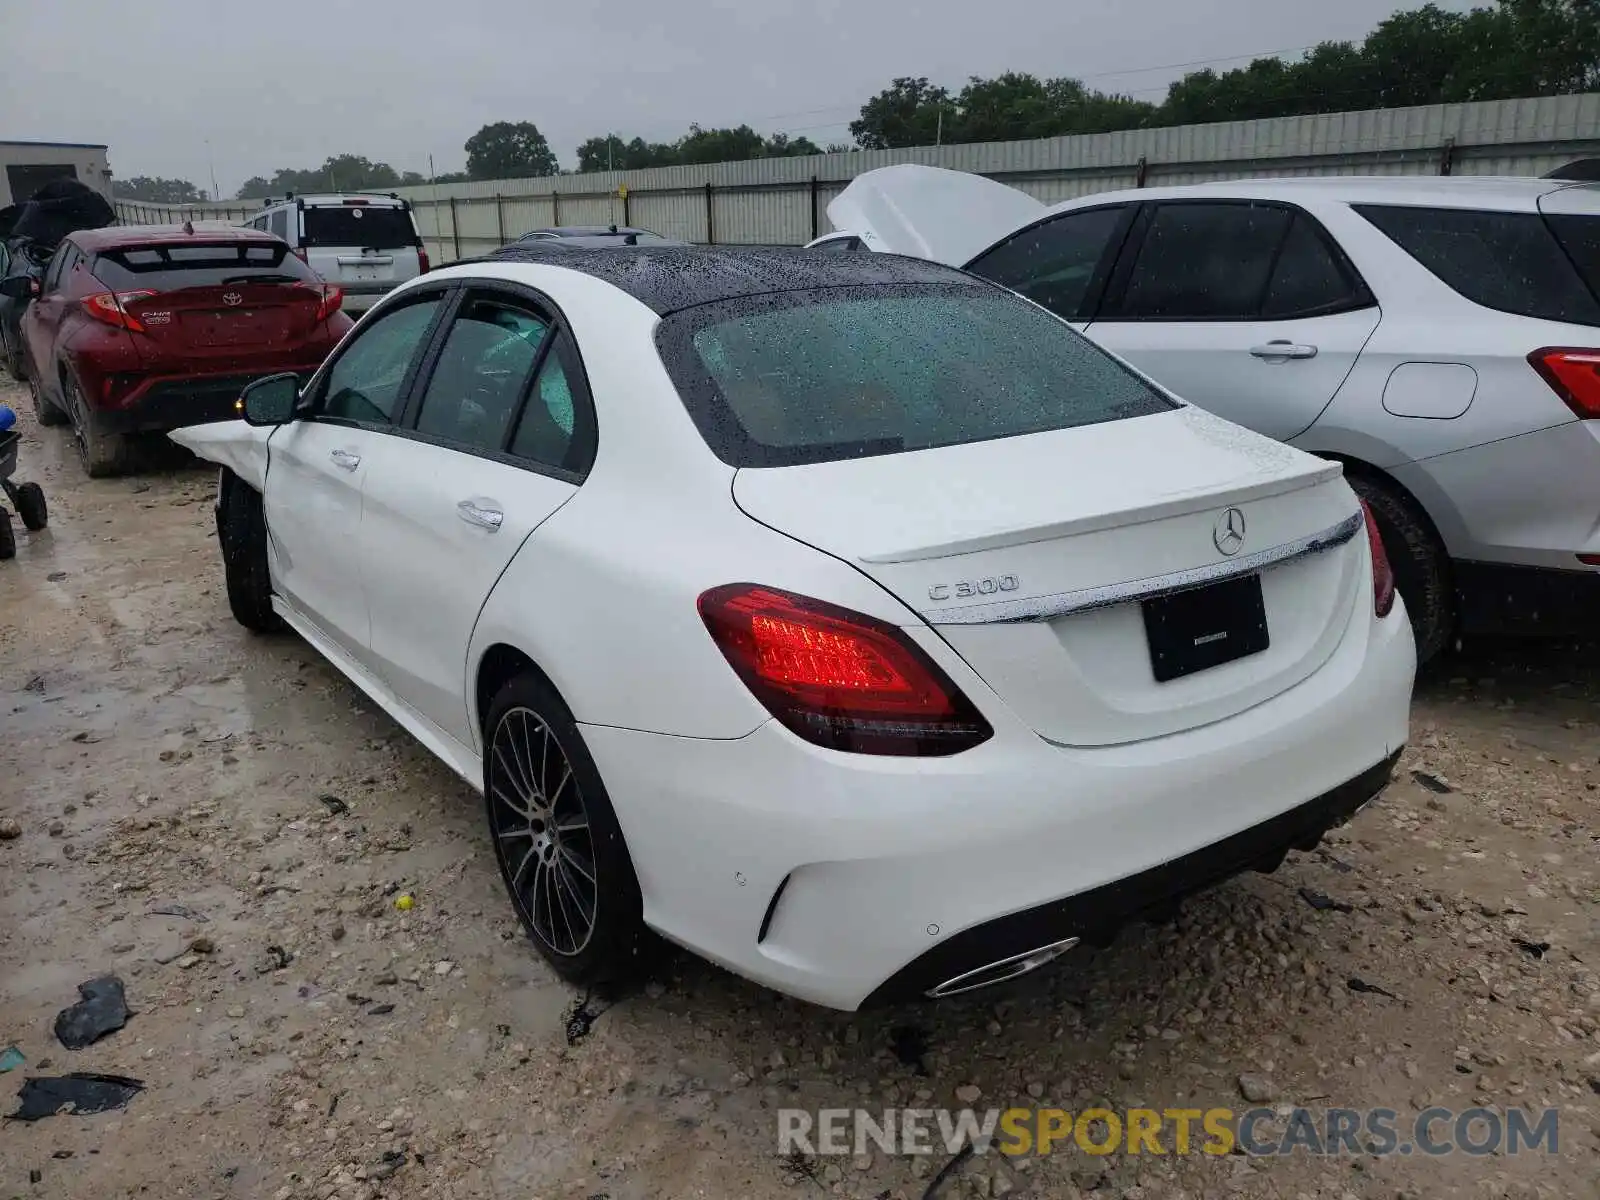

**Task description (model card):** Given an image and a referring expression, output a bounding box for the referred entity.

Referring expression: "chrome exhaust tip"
[925,936,1080,999]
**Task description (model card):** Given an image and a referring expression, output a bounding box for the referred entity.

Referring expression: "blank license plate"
[1142,575,1269,682]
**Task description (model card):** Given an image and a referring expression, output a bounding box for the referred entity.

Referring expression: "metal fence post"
[448,196,461,260]
[495,194,506,244]
[704,181,715,245]
[621,187,631,227]
[551,190,560,226]
[1439,137,1456,176]
[1135,156,1149,188]
[810,175,819,240]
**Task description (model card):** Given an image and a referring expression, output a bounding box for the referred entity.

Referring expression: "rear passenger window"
[970,207,1129,320]
[270,210,289,241]
[1356,205,1600,327]
[413,299,548,452]
[1113,203,1291,320]
[1262,214,1370,318]
[509,331,595,475]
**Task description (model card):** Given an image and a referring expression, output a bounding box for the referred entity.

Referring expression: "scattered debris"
[890,1025,931,1076]
[1410,770,1453,794]
[394,893,414,912]
[367,1003,395,1016]
[1511,938,1550,960]
[921,1142,976,1200]
[53,975,131,1049]
[12,1073,144,1120]
[1237,1073,1277,1103]
[0,1046,24,1073]
[1298,887,1354,914]
[565,990,616,1046]
[148,902,208,923]
[264,945,292,971]
[1347,976,1400,1000]
[317,793,349,817]
[0,817,21,840]
[369,1149,407,1180]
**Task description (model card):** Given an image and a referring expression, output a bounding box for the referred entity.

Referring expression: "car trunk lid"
[733,406,1367,747]
[824,164,1045,266]
[301,203,420,290]
[119,282,325,363]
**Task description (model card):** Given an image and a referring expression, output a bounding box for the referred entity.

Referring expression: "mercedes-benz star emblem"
[221,292,242,307]
[1213,507,1247,556]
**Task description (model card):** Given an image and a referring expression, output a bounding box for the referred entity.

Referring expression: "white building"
[0,140,112,207]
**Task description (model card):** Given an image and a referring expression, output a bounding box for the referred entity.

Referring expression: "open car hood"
[824,164,1045,266]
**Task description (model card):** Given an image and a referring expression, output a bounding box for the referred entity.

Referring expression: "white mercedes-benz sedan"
[173,246,1415,1011]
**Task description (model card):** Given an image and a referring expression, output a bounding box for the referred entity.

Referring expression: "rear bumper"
[1455,560,1600,637]
[583,597,1414,1010]
[92,369,320,433]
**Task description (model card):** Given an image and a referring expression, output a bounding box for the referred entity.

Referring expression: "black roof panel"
[473,244,976,315]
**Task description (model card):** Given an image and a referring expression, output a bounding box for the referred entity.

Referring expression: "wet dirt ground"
[1,377,1596,1200]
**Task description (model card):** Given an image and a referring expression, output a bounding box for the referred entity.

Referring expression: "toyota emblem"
[221,292,242,307]
[1213,507,1247,556]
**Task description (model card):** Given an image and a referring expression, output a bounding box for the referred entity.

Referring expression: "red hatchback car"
[14,223,354,476]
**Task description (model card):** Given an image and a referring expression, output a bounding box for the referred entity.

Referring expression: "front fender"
[169,420,274,493]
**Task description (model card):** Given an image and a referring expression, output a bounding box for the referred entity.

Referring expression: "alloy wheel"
[487,706,598,956]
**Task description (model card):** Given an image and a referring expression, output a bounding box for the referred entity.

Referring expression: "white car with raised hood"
[815,167,1600,663]
[173,245,1414,1011]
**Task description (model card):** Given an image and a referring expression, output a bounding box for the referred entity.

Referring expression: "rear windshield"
[657,282,1176,468]
[93,242,318,291]
[302,205,416,249]
[1355,204,1600,327]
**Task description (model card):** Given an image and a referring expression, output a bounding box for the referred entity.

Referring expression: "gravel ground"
[1,377,1597,1200]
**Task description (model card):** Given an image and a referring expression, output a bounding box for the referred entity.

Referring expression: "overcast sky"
[2,0,1468,196]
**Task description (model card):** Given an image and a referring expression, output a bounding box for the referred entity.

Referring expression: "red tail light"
[417,245,430,273]
[1528,347,1600,419]
[83,290,156,333]
[1359,500,1396,618]
[698,584,992,756]
[296,281,343,321]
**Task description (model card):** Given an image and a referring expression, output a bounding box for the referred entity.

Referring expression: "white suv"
[246,193,428,314]
[819,168,1600,660]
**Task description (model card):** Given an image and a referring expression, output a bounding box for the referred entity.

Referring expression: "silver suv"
[820,168,1600,660]
[246,193,427,314]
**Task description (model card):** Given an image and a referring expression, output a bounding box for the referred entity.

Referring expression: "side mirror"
[239,373,300,426]
[0,275,37,301]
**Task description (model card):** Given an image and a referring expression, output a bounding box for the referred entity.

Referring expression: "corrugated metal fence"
[116,92,1600,263]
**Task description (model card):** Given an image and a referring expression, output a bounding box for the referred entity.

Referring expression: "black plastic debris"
[890,1024,931,1076]
[1588,1077,1600,1095]
[1511,938,1551,960]
[53,976,130,1049]
[1298,888,1354,914]
[1410,771,1453,794]
[369,1150,407,1181]
[11,1073,144,1120]
[317,794,350,817]
[1347,976,1400,1000]
[265,945,293,970]
[564,990,616,1045]
[148,902,208,923]
[367,1003,395,1016]
[921,1142,976,1199]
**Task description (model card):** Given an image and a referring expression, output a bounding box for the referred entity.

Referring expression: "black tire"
[484,672,648,988]
[28,372,67,427]
[12,482,46,532]
[1348,473,1453,663]
[68,379,131,478]
[0,509,14,561]
[218,472,282,633]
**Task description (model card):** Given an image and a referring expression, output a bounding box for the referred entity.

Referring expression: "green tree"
[464,121,559,179]
[234,155,409,200]
[850,77,954,149]
[113,175,204,203]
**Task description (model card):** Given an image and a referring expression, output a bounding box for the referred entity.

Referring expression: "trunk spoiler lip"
[852,458,1345,565]
[921,508,1363,626]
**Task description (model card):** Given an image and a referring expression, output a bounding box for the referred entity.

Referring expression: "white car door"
[359,288,590,750]
[265,291,450,658]
[1081,200,1381,442]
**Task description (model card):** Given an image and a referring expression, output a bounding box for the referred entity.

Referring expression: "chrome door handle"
[330,449,361,470]
[1250,341,1318,360]
[457,499,504,531]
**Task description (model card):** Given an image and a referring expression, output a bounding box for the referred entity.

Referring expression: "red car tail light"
[417,245,430,273]
[296,281,344,321]
[1359,500,1396,619]
[1528,347,1600,419]
[82,290,157,333]
[698,584,992,756]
